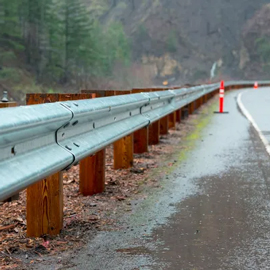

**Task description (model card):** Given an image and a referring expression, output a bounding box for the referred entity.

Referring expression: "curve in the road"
[237,89,270,156]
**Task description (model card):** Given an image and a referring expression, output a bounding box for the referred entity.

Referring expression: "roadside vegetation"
[0,0,130,101]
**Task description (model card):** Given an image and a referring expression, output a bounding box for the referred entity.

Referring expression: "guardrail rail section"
[1,81,269,236]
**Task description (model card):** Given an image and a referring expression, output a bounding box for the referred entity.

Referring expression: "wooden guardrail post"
[171,87,183,123]
[147,88,161,145]
[82,89,134,169]
[169,112,176,129]
[197,97,202,108]
[114,133,134,168]
[160,115,169,135]
[203,95,207,104]
[113,90,134,169]
[188,102,195,115]
[0,92,19,202]
[79,150,105,196]
[64,93,106,196]
[195,100,198,110]
[133,127,148,153]
[26,93,96,237]
[26,94,64,237]
[176,108,182,123]
[80,90,117,195]
[152,88,169,135]
[132,89,149,153]
[148,120,160,145]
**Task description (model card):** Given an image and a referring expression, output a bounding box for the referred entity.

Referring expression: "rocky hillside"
[241,4,270,79]
[99,0,269,84]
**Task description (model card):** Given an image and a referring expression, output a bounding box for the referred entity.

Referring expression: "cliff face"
[100,0,269,84]
[241,4,270,79]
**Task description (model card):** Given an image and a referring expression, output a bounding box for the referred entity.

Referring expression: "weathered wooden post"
[203,95,207,103]
[26,94,64,237]
[82,89,134,170]
[197,98,201,109]
[132,88,149,154]
[79,150,105,196]
[113,133,134,169]
[152,87,169,135]
[188,102,195,115]
[113,90,134,169]
[66,94,106,197]
[133,127,148,153]
[169,112,176,129]
[148,120,160,145]
[176,108,182,123]
[170,86,183,124]
[26,93,95,237]
[146,88,161,145]
[160,115,169,135]
[80,90,117,195]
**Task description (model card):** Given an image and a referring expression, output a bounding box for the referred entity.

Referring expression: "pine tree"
[0,0,131,86]
[0,0,22,50]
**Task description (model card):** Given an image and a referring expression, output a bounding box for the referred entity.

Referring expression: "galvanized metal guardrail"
[1,81,270,202]
[0,83,213,201]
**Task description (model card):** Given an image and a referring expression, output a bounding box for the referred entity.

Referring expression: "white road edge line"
[237,91,270,156]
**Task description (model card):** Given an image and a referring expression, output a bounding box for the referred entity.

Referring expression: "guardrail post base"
[160,115,169,135]
[27,173,63,237]
[149,121,160,145]
[134,127,148,153]
[114,134,134,169]
[169,112,176,129]
[80,150,105,195]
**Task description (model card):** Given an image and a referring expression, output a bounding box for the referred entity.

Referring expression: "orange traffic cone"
[254,81,258,89]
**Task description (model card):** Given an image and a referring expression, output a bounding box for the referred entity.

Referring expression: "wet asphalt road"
[38,88,270,270]
[148,88,270,269]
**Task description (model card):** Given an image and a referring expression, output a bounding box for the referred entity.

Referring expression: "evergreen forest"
[0,0,130,99]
